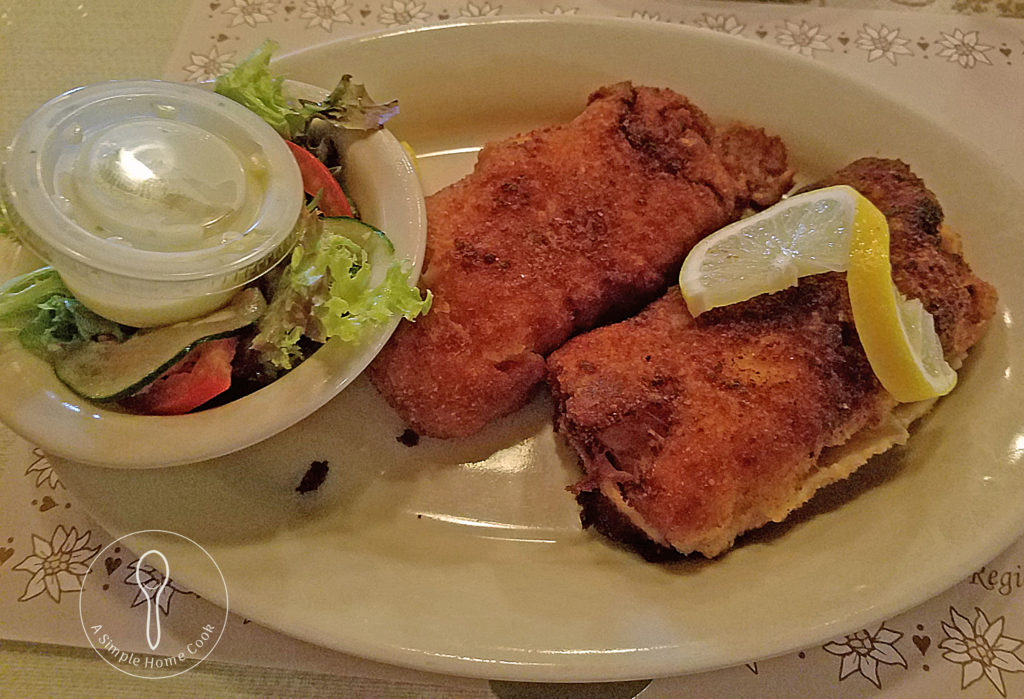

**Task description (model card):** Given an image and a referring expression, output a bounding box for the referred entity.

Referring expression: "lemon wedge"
[679,184,956,401]
[680,185,863,316]
[846,197,957,402]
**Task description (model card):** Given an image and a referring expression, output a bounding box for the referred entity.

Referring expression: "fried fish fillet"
[369,82,793,438]
[546,158,998,558]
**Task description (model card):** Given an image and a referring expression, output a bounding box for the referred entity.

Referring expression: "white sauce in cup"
[1,80,303,326]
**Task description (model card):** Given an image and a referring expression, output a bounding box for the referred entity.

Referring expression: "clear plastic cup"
[1,80,304,326]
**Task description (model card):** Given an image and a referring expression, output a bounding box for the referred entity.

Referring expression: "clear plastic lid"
[1,80,303,303]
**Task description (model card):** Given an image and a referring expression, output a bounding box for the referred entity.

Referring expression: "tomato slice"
[123,337,238,415]
[286,141,354,218]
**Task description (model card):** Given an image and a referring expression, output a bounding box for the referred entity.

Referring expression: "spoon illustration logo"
[79,529,229,679]
[136,549,171,651]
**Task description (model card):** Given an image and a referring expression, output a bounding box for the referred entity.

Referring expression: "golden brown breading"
[546,158,997,558]
[369,82,793,438]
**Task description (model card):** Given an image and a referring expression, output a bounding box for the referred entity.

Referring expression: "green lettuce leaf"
[213,39,302,138]
[309,75,400,131]
[250,212,431,371]
[0,267,127,357]
[214,39,398,140]
[0,267,67,336]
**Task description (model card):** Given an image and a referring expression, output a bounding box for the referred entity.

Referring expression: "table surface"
[2,1,1024,697]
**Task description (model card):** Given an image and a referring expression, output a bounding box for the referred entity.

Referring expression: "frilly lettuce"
[312,75,400,132]
[214,39,399,140]
[250,212,431,372]
[0,267,126,356]
[0,267,67,332]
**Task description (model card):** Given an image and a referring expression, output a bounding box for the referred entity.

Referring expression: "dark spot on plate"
[296,460,329,494]
[397,428,420,447]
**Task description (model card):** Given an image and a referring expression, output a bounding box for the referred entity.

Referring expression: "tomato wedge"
[286,141,354,217]
[123,337,238,415]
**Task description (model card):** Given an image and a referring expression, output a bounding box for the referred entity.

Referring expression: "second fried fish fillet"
[546,158,997,558]
[369,82,792,438]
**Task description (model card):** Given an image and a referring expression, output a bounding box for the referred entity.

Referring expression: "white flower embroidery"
[125,559,194,616]
[459,1,501,17]
[823,625,907,688]
[630,10,661,21]
[224,0,277,27]
[13,526,99,603]
[775,20,833,58]
[25,448,62,490]
[300,0,351,30]
[378,0,430,25]
[856,23,914,65]
[183,46,236,82]
[937,28,993,68]
[694,13,744,36]
[940,606,1024,697]
[540,5,579,15]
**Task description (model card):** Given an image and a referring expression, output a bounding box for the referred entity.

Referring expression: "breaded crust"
[547,158,997,558]
[369,82,793,438]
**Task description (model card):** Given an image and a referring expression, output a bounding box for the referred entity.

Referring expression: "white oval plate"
[52,18,1024,681]
[0,83,427,468]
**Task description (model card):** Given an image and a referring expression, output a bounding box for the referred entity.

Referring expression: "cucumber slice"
[54,288,266,402]
[322,216,395,255]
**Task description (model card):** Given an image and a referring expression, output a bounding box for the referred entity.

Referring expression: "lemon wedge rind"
[846,197,957,402]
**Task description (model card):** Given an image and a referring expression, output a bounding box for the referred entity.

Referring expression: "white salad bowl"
[0,80,427,469]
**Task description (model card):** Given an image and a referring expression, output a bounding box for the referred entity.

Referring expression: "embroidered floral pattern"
[539,5,579,15]
[183,45,236,81]
[13,526,99,603]
[823,625,907,688]
[458,1,501,16]
[936,27,994,67]
[224,0,277,28]
[940,606,1024,697]
[775,20,833,58]
[856,23,914,64]
[173,4,1023,82]
[24,449,62,490]
[378,0,430,25]
[694,13,744,35]
[300,0,352,30]
[125,558,195,616]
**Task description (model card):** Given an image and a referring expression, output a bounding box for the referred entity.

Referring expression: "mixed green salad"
[0,41,431,415]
